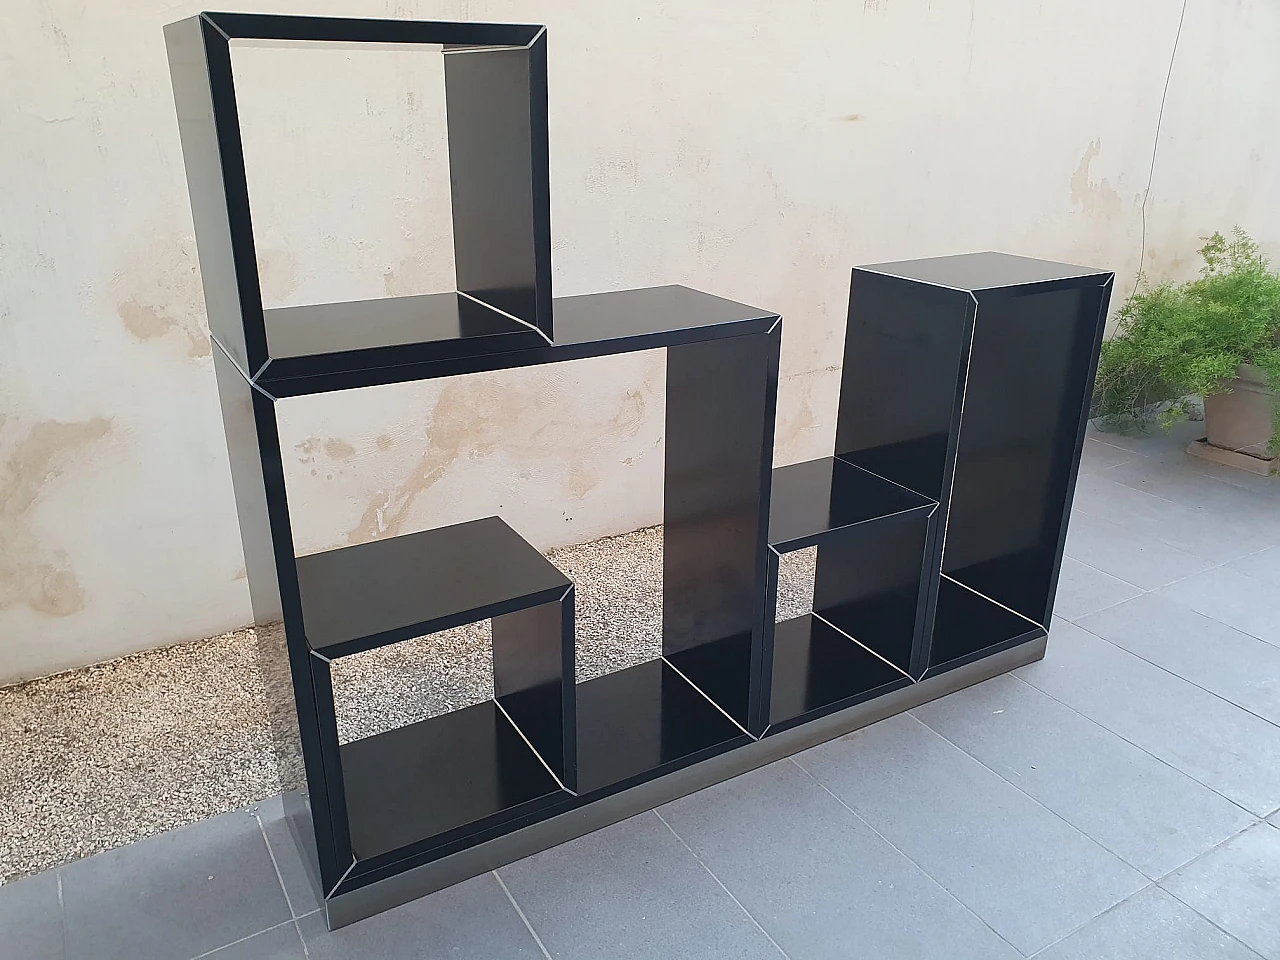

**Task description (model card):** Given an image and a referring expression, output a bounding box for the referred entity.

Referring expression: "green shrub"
[1095,228,1280,445]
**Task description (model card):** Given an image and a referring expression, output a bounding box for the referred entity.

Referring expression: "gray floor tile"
[299,873,539,959]
[1035,885,1263,960]
[1159,567,1280,647]
[0,869,65,960]
[914,674,1254,878]
[1105,456,1280,524]
[1052,557,1143,621]
[795,713,1144,956]
[1018,620,1280,815]
[498,812,782,960]
[658,760,1021,960]
[1163,822,1280,960]
[1079,437,1141,471]
[60,807,291,960]
[1086,419,1204,459]
[254,796,323,918]
[1064,510,1214,589]
[1072,472,1273,563]
[1228,546,1280,587]
[204,921,306,959]
[1079,593,1280,725]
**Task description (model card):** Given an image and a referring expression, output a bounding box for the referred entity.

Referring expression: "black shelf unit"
[166,11,1110,928]
[836,253,1113,675]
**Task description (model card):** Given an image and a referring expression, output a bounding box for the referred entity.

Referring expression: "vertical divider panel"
[444,35,552,335]
[942,280,1112,626]
[169,15,351,895]
[834,269,975,678]
[663,326,781,735]
[493,586,577,791]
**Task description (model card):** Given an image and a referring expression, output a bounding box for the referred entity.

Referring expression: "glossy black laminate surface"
[296,517,569,659]
[834,271,971,502]
[204,12,543,45]
[663,329,779,733]
[575,659,749,795]
[492,589,576,790]
[813,505,935,675]
[340,700,567,866]
[941,282,1111,625]
[768,456,936,550]
[768,615,911,732]
[263,293,544,378]
[927,577,1045,675]
[445,33,552,333]
[257,285,779,397]
[859,251,1110,293]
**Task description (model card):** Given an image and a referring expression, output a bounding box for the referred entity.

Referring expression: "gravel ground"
[0,525,814,884]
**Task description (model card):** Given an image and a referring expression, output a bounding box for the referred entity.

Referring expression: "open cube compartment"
[762,457,936,733]
[297,516,575,870]
[164,11,552,386]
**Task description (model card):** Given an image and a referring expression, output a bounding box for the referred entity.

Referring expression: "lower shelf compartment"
[928,576,1046,675]
[943,546,1056,628]
[341,700,568,866]
[768,614,912,733]
[576,658,750,795]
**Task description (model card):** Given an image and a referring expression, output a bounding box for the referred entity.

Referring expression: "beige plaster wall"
[2,0,1277,681]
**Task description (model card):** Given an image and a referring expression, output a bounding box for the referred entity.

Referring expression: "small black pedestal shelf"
[166,11,1111,928]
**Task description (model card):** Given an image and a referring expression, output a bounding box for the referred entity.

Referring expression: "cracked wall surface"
[2,0,1278,681]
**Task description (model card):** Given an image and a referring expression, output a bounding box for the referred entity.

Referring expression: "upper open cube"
[165,13,553,381]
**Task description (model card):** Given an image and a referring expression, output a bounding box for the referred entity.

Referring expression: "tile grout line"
[786,757,1029,958]
[295,918,313,960]
[1152,819,1265,885]
[1157,859,1278,959]
[57,869,67,960]
[1022,881,1158,959]
[652,809,794,960]
[187,917,300,960]
[1008,670,1264,819]
[911,716,1152,885]
[916,711,1264,890]
[492,870,554,960]
[1073,610,1280,732]
[1059,554,1146,592]
[254,808,298,918]
[1065,613,1280,735]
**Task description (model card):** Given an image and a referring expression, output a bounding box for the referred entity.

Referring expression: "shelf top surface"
[575,658,747,794]
[548,285,778,345]
[191,12,545,47]
[296,516,569,656]
[856,252,1112,293]
[254,285,778,395]
[264,291,540,361]
[769,457,935,550]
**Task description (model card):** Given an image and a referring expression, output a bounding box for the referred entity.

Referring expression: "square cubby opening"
[763,457,936,733]
[298,515,574,870]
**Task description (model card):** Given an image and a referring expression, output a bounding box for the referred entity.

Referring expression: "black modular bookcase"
[166,12,1112,928]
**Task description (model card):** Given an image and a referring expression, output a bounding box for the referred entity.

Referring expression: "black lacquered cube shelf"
[168,8,1111,929]
[763,457,936,732]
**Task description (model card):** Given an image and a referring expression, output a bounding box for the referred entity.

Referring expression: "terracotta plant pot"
[1202,363,1277,461]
